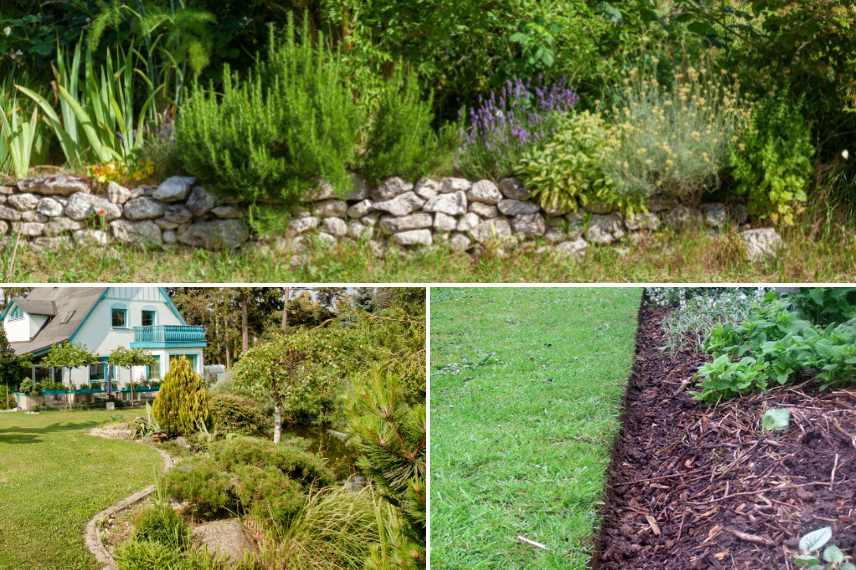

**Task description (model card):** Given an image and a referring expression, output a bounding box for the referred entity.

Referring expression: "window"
[89,362,107,381]
[111,308,127,328]
[147,355,161,380]
[169,354,198,372]
[142,310,156,327]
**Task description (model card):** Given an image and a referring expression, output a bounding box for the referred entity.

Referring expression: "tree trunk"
[281,287,291,331]
[225,342,231,369]
[273,403,282,445]
[241,294,249,354]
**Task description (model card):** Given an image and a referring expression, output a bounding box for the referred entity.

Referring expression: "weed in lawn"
[430,288,641,568]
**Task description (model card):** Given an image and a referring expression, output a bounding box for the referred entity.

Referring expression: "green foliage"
[209,393,270,438]
[790,288,856,326]
[42,341,98,369]
[605,60,747,206]
[109,347,157,368]
[152,357,210,436]
[346,369,426,566]
[132,504,190,551]
[0,94,41,178]
[176,15,363,209]
[360,69,441,186]
[697,293,856,402]
[162,456,232,519]
[793,526,854,570]
[115,540,183,570]
[211,437,334,488]
[232,463,306,524]
[0,325,24,390]
[761,408,790,432]
[519,111,617,214]
[730,91,814,225]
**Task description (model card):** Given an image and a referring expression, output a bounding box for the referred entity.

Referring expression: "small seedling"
[762,408,791,432]
[793,527,856,569]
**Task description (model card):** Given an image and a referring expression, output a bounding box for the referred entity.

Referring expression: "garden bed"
[595,305,856,569]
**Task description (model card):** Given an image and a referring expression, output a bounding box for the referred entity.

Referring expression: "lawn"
[0,409,164,570]
[4,224,856,283]
[429,287,641,569]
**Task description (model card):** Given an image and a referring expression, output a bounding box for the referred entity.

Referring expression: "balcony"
[131,325,207,348]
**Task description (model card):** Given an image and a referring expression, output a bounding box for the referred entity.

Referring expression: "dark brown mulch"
[595,305,856,570]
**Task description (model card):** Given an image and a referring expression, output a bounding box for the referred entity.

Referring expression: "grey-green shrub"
[162,456,233,519]
[176,14,363,208]
[209,393,269,438]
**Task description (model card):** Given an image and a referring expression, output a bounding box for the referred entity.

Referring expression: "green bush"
[152,357,210,437]
[360,69,441,186]
[209,393,270,438]
[176,15,362,209]
[518,110,617,214]
[210,437,334,487]
[730,92,814,225]
[232,464,306,524]
[790,288,856,326]
[162,456,233,519]
[116,540,183,570]
[133,504,190,551]
[604,61,747,206]
[0,384,16,410]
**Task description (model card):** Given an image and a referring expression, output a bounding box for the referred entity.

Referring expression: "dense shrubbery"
[208,393,269,438]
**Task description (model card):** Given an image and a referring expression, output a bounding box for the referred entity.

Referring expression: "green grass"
[429,288,641,569]
[0,409,164,570]
[3,222,856,282]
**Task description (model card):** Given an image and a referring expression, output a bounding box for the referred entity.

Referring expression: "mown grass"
[429,288,641,569]
[3,222,856,282]
[0,409,164,569]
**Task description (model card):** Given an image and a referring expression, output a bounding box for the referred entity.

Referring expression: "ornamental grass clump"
[457,77,578,180]
[604,62,749,206]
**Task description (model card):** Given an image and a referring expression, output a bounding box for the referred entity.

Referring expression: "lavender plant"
[456,77,577,180]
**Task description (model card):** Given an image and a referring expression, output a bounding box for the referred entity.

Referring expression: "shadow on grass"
[0,421,101,445]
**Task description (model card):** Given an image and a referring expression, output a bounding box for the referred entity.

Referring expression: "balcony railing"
[132,325,206,346]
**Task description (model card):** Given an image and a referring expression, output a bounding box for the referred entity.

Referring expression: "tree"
[109,347,156,403]
[0,327,22,409]
[152,357,210,436]
[42,342,98,408]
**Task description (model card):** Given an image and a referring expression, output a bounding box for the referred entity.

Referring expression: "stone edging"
[83,433,175,570]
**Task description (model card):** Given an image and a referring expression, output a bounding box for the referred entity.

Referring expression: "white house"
[2,287,206,392]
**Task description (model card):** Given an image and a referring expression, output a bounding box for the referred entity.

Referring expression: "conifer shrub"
[176,14,363,209]
[211,436,334,487]
[162,456,233,519]
[152,357,210,437]
[360,69,441,186]
[209,393,269,437]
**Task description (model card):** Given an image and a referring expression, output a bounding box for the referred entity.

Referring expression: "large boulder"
[741,228,782,261]
[153,176,195,202]
[191,518,255,564]
[177,219,249,250]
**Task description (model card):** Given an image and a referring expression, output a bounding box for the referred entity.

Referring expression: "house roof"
[8,288,107,356]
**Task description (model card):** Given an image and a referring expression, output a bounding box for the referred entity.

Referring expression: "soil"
[595,305,856,569]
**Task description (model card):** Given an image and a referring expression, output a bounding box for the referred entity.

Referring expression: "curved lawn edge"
[83,434,175,570]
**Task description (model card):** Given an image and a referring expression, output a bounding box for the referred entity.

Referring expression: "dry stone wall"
[0,173,778,258]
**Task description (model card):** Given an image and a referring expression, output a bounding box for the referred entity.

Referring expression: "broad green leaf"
[793,554,819,568]
[822,544,844,563]
[762,408,790,431]
[799,527,832,553]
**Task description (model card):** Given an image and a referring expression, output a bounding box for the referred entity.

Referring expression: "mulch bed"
[594,304,856,569]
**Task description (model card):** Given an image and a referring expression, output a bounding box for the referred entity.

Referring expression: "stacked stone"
[0,175,249,250]
[289,176,755,258]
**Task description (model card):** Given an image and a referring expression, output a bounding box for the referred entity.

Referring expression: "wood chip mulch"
[594,305,856,569]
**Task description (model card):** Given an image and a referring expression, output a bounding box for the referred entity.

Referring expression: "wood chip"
[726,527,774,546]
[645,514,661,536]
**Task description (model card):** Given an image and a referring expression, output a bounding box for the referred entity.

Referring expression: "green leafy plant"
[790,288,856,326]
[0,94,41,178]
[793,526,855,570]
[177,14,362,209]
[730,91,814,225]
[132,503,190,551]
[761,408,790,432]
[694,354,770,403]
[518,110,617,214]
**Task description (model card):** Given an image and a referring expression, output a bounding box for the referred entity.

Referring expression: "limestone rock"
[162,205,193,227]
[371,177,413,201]
[379,213,433,233]
[316,232,337,247]
[498,177,529,200]
[392,229,432,246]
[449,232,472,252]
[187,186,217,217]
[349,221,372,240]
[468,180,502,205]
[470,202,499,218]
[625,212,660,232]
[424,191,467,216]
[36,197,64,218]
[469,218,513,243]
[456,212,481,232]
[434,212,458,232]
[8,193,39,210]
[346,174,369,201]
[373,192,424,217]
[73,229,110,246]
[498,199,540,217]
[162,230,177,245]
[305,179,336,202]
[43,218,81,236]
[0,206,21,221]
[17,175,89,196]
[585,214,625,245]
[107,181,133,205]
[124,196,165,220]
[153,176,195,202]
[701,203,728,228]
[211,206,243,219]
[415,178,441,200]
[321,217,348,237]
[512,213,546,236]
[730,203,749,225]
[111,220,163,246]
[288,216,319,235]
[191,519,255,564]
[20,211,48,223]
[555,238,588,258]
[347,199,373,219]
[313,199,348,218]
[441,177,471,194]
[665,205,703,229]
[741,228,782,261]
[177,220,249,250]
[0,221,6,235]
[13,222,44,237]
